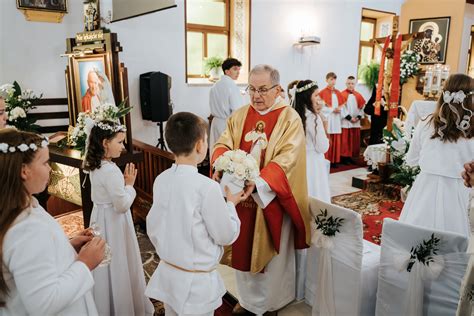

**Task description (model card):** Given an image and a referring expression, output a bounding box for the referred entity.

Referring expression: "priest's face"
[248,72,280,111]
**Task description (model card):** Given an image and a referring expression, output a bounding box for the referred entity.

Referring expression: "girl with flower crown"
[399,74,474,237]
[0,128,105,315]
[288,79,331,301]
[83,120,154,316]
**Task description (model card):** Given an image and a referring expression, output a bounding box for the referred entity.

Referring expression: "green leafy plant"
[407,233,440,272]
[314,209,344,237]
[203,56,224,75]
[0,81,41,132]
[358,61,380,89]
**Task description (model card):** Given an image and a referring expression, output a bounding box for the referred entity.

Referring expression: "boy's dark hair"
[165,112,208,156]
[326,72,337,80]
[222,58,242,72]
[347,75,356,80]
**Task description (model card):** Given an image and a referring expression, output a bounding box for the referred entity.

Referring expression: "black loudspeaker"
[139,71,172,122]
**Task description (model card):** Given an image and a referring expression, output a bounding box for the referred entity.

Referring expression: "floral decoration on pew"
[0,81,42,132]
[407,233,440,272]
[314,209,344,237]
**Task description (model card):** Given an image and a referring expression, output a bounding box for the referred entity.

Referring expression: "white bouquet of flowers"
[400,50,421,85]
[213,149,260,195]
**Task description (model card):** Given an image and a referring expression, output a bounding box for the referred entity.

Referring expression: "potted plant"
[204,56,224,81]
[358,60,380,89]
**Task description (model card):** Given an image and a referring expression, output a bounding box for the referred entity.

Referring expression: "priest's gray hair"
[249,64,280,85]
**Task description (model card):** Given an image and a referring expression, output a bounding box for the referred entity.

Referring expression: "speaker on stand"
[139,71,173,150]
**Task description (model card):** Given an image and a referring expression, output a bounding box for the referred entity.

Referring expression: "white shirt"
[341,94,365,129]
[406,119,474,178]
[209,75,243,119]
[321,93,342,134]
[145,164,240,314]
[2,199,97,316]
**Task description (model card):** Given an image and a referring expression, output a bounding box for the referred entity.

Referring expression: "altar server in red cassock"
[340,76,366,164]
[319,72,345,167]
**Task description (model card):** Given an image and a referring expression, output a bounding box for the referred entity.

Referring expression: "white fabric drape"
[376,218,470,316]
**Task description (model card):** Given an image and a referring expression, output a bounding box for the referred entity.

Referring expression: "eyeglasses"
[246,84,279,96]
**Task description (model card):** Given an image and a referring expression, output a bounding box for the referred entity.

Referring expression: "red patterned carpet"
[332,189,403,244]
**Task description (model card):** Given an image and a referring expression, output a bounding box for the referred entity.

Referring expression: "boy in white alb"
[319,72,345,167]
[340,76,366,164]
[145,112,248,316]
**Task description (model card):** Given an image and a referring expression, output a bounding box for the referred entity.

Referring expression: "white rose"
[232,150,246,163]
[9,107,26,120]
[18,144,29,152]
[0,143,8,153]
[29,143,37,151]
[233,164,246,180]
[214,155,231,172]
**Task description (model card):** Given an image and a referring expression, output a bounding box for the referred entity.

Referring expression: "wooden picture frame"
[409,16,450,64]
[17,0,68,13]
[70,54,114,113]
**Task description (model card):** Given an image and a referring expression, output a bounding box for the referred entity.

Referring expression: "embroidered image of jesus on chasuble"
[212,101,311,273]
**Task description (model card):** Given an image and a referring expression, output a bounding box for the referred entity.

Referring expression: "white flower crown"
[296,81,318,93]
[0,138,49,154]
[96,121,127,133]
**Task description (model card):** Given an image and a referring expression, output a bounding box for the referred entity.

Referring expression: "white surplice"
[341,94,364,129]
[399,119,474,237]
[89,161,154,316]
[209,75,244,150]
[2,198,98,316]
[145,164,241,315]
[321,93,342,135]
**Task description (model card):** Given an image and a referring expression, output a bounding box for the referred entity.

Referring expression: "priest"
[211,64,311,315]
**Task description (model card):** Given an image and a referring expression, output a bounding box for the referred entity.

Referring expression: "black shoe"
[341,157,351,165]
[331,163,339,168]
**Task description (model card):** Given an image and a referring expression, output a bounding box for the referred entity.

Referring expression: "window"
[357,8,395,82]
[185,0,250,84]
[358,18,376,67]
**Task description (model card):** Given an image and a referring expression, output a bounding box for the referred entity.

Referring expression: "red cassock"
[340,89,365,158]
[319,87,345,164]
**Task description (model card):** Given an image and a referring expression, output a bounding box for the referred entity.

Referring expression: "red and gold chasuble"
[212,102,310,273]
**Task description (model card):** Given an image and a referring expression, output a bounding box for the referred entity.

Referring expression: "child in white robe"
[399,74,474,237]
[0,128,105,315]
[145,112,246,316]
[83,121,154,316]
[290,80,331,301]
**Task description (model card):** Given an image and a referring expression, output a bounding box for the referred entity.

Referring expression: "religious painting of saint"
[71,54,115,114]
[244,121,268,167]
[409,17,450,64]
[17,0,67,13]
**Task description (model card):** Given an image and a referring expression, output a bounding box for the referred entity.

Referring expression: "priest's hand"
[333,107,342,113]
[462,161,474,188]
[77,237,106,271]
[212,170,223,182]
[244,180,256,196]
[351,117,359,123]
[224,186,249,205]
[70,228,94,253]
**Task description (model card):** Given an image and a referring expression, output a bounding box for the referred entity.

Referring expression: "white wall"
[0,0,403,145]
